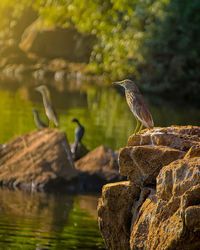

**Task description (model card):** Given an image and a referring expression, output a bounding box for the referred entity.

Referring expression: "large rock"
[75,145,122,188]
[118,126,200,187]
[119,145,185,186]
[19,18,95,62]
[98,181,140,250]
[0,129,77,191]
[98,126,200,250]
[130,154,200,250]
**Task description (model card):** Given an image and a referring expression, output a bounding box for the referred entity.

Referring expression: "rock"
[184,145,200,159]
[75,145,123,191]
[98,181,140,250]
[71,142,89,161]
[157,155,200,200]
[98,126,200,250]
[128,126,200,151]
[75,145,121,183]
[130,156,200,250]
[119,145,185,186]
[19,18,95,62]
[0,129,77,191]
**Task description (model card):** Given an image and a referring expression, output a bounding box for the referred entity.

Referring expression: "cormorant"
[71,118,85,153]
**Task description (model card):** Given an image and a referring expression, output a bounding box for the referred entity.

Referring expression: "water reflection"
[0,76,199,150]
[0,188,105,249]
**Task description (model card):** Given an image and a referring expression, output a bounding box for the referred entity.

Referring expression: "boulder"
[119,145,185,186]
[130,156,200,250]
[75,145,121,183]
[98,181,140,250]
[75,145,123,191]
[19,18,95,62]
[98,125,200,250]
[0,129,77,191]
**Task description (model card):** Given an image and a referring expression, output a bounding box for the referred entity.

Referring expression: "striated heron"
[35,85,59,127]
[113,79,154,134]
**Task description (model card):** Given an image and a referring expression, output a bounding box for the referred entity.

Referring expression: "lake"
[0,75,200,249]
[0,188,105,249]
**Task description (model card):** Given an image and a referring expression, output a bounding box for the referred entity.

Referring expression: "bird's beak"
[112,81,123,85]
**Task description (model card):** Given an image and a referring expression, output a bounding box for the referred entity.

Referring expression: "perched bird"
[32,109,47,129]
[35,85,59,127]
[71,118,85,153]
[113,79,154,134]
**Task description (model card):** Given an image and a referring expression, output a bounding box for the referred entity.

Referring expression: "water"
[0,75,199,151]
[0,189,105,250]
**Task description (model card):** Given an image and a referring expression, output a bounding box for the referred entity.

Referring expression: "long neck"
[41,92,50,107]
[77,121,81,126]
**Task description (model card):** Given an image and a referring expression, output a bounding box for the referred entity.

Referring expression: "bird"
[35,85,59,127]
[71,118,85,153]
[32,109,47,129]
[112,79,154,134]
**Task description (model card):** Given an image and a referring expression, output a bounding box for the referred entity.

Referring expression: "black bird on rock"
[32,109,47,129]
[71,118,85,153]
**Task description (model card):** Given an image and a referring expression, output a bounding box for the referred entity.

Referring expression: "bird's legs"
[138,123,144,133]
[134,119,140,135]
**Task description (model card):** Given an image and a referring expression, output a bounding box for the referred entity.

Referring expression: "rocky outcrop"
[75,145,122,191]
[98,126,200,250]
[98,182,140,250]
[119,145,185,186]
[0,129,77,191]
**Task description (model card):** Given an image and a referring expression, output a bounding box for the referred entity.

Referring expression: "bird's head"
[112,79,140,93]
[71,118,79,123]
[35,85,51,101]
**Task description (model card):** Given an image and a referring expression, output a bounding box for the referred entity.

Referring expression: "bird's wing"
[46,103,59,126]
[126,91,154,128]
[75,126,85,143]
[134,93,154,128]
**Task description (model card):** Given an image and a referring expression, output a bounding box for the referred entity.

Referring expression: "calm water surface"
[0,189,105,250]
[0,75,200,249]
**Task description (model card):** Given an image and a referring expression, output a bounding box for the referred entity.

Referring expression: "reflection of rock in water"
[0,188,74,233]
[77,195,99,219]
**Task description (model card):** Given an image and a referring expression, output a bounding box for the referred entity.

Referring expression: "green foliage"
[1,0,200,102]
[139,0,200,102]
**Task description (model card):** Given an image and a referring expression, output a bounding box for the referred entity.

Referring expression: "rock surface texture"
[0,130,121,192]
[0,129,76,191]
[98,126,200,250]
[75,145,123,191]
